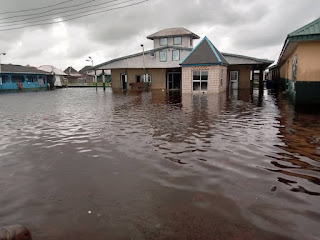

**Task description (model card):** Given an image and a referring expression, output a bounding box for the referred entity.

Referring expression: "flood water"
[0,88,319,240]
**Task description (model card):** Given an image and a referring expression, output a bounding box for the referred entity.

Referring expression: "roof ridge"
[288,17,320,36]
[204,36,222,62]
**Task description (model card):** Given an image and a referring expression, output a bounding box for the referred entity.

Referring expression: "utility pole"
[86,56,96,90]
[0,52,6,89]
[141,44,147,82]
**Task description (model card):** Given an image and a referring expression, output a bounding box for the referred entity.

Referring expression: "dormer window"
[173,37,182,45]
[160,38,167,46]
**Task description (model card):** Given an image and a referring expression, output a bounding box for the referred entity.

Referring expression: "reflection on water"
[0,89,319,240]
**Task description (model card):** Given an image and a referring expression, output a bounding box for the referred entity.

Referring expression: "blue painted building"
[0,64,49,91]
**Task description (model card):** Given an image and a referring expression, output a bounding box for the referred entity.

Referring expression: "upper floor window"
[160,38,167,46]
[160,50,167,62]
[173,37,182,45]
[172,50,180,61]
[190,39,193,47]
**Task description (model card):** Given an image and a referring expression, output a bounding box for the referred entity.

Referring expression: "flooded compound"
[0,88,319,240]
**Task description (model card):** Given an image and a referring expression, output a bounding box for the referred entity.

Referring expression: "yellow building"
[271,18,320,104]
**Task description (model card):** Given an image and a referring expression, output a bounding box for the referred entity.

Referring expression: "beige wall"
[280,47,298,80]
[297,41,320,81]
[227,65,252,89]
[182,65,227,93]
[111,68,167,90]
[280,41,320,81]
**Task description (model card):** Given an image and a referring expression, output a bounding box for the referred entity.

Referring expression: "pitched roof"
[1,64,49,75]
[64,66,79,75]
[38,65,67,76]
[277,18,320,66]
[180,36,229,66]
[79,66,92,75]
[147,27,200,40]
[288,17,320,37]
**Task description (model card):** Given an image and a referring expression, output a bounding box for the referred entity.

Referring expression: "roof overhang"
[147,33,200,40]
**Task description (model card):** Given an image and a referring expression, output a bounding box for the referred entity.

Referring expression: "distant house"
[38,65,68,88]
[93,27,273,91]
[0,64,48,91]
[270,18,320,104]
[64,66,84,84]
[79,66,111,83]
[79,66,95,83]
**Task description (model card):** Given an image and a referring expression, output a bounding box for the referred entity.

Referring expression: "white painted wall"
[99,48,192,69]
[153,36,194,49]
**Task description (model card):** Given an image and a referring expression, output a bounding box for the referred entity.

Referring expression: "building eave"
[180,63,229,67]
[221,52,274,65]
[93,46,193,70]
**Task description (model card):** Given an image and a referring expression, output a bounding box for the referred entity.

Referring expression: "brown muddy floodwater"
[0,88,319,240]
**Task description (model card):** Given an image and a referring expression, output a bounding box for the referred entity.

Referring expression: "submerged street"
[0,88,319,240]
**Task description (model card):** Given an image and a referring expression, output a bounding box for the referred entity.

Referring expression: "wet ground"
[0,88,319,240]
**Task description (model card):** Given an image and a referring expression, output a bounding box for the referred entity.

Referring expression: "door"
[230,71,239,90]
[167,73,181,90]
[120,73,127,90]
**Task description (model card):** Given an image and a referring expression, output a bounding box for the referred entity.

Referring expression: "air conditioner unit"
[149,51,156,58]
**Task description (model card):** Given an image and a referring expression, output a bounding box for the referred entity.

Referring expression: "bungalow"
[64,66,84,84]
[269,18,320,104]
[0,64,48,91]
[93,27,273,92]
[38,65,68,88]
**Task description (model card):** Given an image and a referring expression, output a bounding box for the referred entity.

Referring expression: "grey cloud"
[0,0,319,69]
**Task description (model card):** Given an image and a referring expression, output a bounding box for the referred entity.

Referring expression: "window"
[193,70,208,92]
[0,74,10,83]
[136,74,152,83]
[173,37,182,45]
[12,75,25,83]
[190,39,193,47]
[27,75,38,83]
[160,50,167,62]
[160,38,167,46]
[172,50,180,61]
[38,76,45,86]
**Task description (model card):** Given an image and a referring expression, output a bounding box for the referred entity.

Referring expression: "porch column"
[259,66,264,96]
[102,70,106,91]
[250,67,254,93]
[95,70,97,91]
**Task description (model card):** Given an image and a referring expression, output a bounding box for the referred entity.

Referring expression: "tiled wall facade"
[182,65,228,93]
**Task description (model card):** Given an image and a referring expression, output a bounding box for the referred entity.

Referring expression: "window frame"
[173,36,182,45]
[159,38,168,46]
[192,70,209,92]
[172,50,180,61]
[159,50,167,62]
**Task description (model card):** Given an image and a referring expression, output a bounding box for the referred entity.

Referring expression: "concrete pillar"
[259,67,264,96]
[102,70,106,91]
[94,70,97,90]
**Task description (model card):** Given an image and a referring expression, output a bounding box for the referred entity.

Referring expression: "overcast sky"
[0,0,319,71]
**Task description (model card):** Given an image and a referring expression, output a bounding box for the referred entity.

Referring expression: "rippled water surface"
[0,88,319,240]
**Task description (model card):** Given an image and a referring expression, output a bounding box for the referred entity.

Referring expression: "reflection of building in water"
[268,94,320,195]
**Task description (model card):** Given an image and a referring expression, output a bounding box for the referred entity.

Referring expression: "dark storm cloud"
[0,0,319,69]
